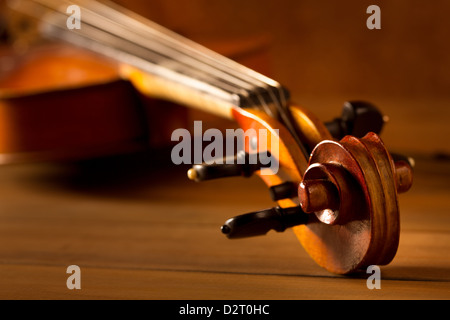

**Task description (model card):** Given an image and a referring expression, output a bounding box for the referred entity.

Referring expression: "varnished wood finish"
[232,107,307,186]
[296,133,402,274]
[122,64,235,120]
[0,0,442,298]
[231,105,407,274]
[289,105,333,153]
[0,44,150,162]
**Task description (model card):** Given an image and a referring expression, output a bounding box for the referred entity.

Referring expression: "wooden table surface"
[0,144,448,300]
[1,0,449,302]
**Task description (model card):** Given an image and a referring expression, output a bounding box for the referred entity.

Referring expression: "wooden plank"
[0,151,450,299]
[0,151,449,299]
[1,264,449,300]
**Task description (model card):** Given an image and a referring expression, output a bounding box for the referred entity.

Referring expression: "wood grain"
[0,146,448,300]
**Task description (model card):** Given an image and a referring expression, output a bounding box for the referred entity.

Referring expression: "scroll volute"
[233,104,413,274]
[296,132,412,274]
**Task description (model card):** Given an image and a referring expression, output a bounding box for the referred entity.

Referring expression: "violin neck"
[10,0,290,121]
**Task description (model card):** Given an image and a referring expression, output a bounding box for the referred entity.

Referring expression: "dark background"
[113,0,450,156]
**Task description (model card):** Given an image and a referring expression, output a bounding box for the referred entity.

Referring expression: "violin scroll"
[296,132,412,273]
[2,0,413,275]
[189,102,413,274]
[298,132,413,224]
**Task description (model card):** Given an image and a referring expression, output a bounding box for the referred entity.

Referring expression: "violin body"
[0,43,186,163]
[0,0,413,274]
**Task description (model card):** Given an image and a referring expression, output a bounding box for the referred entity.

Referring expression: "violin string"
[76,2,258,96]
[47,18,241,104]
[13,0,309,157]
[92,0,280,118]
[34,0,279,118]
[10,0,242,108]
[95,0,288,115]
[79,0,291,140]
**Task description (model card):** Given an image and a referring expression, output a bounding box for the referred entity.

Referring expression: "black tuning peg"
[390,152,415,169]
[268,181,298,201]
[325,101,388,140]
[187,151,272,182]
[221,206,309,239]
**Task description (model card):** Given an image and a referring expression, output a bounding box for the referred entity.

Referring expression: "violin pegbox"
[5,0,414,275]
[188,107,311,239]
[230,107,308,194]
[188,103,413,274]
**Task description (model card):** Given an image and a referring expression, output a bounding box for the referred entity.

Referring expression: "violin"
[1,0,413,274]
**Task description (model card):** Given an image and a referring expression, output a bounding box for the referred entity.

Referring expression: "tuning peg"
[298,133,414,226]
[187,151,272,182]
[325,101,387,140]
[390,152,415,169]
[221,206,309,239]
[268,181,298,201]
